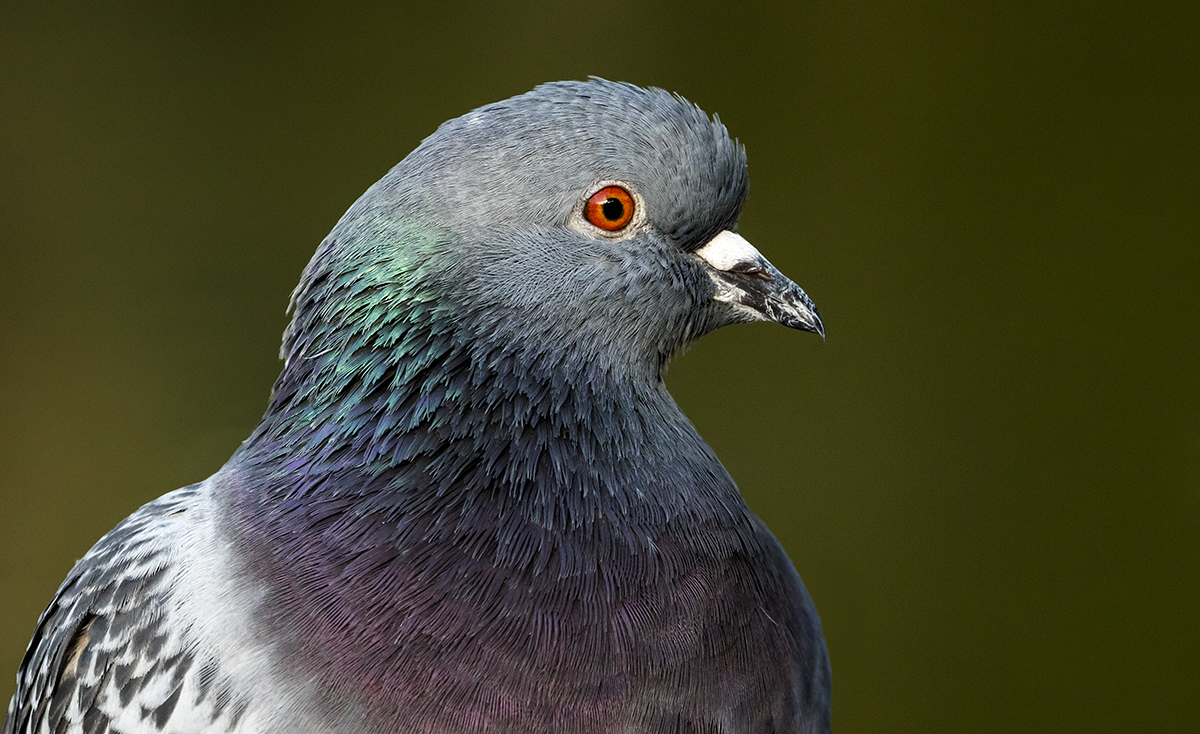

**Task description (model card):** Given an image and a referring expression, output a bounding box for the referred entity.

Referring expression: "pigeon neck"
[234,304,732,528]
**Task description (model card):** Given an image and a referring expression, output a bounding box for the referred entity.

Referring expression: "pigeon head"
[279,80,821,394]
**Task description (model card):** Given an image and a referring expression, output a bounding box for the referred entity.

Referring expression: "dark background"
[2,2,1197,731]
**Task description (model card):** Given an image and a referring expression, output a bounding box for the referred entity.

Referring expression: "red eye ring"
[584,186,636,231]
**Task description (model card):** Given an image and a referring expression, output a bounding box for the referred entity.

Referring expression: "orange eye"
[584,186,635,231]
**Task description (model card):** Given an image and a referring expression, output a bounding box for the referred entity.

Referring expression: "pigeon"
[4,79,830,734]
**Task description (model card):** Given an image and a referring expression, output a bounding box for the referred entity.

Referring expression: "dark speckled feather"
[5,80,830,734]
[3,486,254,734]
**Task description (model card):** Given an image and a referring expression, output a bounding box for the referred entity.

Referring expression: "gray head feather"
[283,79,755,383]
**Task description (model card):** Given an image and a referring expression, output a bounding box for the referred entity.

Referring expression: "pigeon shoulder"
[5,482,238,734]
[4,483,179,733]
[1,477,321,734]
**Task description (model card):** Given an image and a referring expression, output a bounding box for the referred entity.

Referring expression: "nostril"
[728,260,771,279]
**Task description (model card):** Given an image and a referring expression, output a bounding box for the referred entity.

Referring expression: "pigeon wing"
[2,485,244,734]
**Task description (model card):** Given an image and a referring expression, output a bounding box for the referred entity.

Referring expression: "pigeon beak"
[694,230,825,339]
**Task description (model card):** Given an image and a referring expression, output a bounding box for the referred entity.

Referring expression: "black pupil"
[601,197,624,221]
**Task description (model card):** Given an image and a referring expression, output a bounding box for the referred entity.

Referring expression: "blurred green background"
[2,2,1197,731]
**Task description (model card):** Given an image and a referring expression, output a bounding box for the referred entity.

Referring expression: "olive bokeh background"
[2,2,1197,731]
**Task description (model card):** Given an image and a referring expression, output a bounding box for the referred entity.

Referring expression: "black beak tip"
[812,309,825,342]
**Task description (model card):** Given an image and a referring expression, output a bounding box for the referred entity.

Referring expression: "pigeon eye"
[584,186,635,232]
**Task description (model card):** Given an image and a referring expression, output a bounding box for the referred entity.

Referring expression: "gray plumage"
[5,79,830,734]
